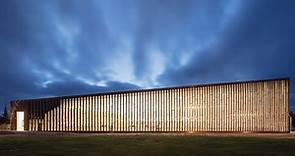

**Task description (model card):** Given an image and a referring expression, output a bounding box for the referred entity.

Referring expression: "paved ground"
[1,131,295,139]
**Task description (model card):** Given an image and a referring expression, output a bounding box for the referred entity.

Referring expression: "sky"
[0,0,295,112]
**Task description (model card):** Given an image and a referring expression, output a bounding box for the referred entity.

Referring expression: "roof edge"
[11,77,290,103]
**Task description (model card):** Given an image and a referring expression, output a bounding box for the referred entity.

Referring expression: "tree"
[0,105,10,124]
[3,106,8,120]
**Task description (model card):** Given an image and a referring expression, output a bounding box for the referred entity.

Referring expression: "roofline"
[11,77,289,103]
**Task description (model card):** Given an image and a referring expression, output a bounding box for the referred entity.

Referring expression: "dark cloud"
[38,80,140,97]
[158,0,295,110]
[132,0,229,81]
[0,0,138,111]
[0,0,294,112]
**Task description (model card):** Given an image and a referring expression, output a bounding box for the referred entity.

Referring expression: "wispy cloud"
[0,0,294,111]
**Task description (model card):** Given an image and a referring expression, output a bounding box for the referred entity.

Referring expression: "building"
[10,78,290,132]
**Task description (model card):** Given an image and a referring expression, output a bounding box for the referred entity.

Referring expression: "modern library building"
[10,78,290,133]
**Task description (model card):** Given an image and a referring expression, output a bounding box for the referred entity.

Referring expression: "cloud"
[0,0,294,112]
[38,80,140,97]
[157,0,295,110]
[131,0,230,82]
[0,0,139,110]
[158,0,295,84]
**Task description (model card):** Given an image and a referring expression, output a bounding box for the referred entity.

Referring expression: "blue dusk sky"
[0,0,295,112]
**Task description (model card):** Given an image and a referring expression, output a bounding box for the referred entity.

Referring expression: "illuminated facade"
[11,78,290,132]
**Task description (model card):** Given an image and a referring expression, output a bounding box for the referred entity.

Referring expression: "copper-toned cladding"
[10,78,290,132]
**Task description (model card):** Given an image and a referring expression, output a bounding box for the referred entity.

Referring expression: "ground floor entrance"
[16,111,24,131]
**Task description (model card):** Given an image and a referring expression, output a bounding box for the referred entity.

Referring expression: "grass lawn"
[0,135,295,156]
